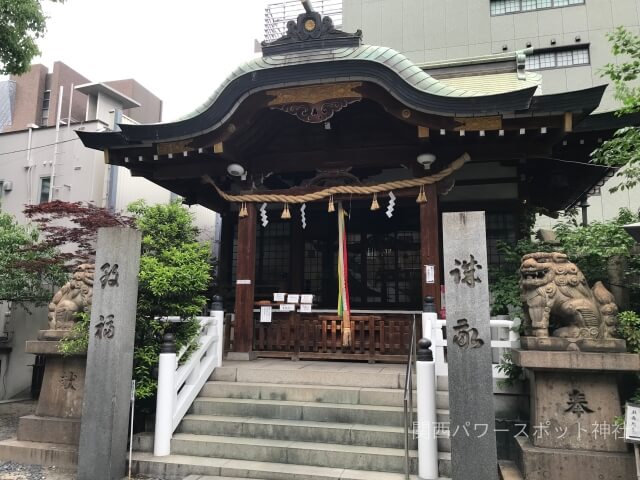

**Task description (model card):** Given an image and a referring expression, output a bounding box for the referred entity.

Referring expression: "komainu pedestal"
[0,330,85,468]
[512,349,639,480]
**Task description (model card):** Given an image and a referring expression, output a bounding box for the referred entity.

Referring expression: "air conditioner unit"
[3,181,13,192]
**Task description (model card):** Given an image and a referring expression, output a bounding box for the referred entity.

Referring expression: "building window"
[40,90,50,127]
[486,212,517,267]
[39,176,51,203]
[490,0,584,15]
[525,46,590,70]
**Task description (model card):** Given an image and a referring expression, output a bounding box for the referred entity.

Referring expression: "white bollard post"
[154,333,177,456]
[417,338,439,480]
[421,296,437,345]
[211,295,225,367]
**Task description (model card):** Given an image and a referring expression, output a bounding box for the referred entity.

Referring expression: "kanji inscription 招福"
[99,263,119,288]
[95,314,115,340]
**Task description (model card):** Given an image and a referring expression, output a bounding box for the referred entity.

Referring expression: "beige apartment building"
[341,0,640,222]
[2,61,162,132]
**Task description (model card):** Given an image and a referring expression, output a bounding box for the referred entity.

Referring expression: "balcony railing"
[264,0,343,43]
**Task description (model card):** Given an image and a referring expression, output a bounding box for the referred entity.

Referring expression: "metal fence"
[264,0,343,42]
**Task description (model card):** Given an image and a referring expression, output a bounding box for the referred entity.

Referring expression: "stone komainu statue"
[48,264,95,330]
[519,252,618,339]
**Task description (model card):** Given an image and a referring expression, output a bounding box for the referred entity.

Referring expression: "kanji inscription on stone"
[449,255,482,287]
[59,371,78,390]
[452,318,484,349]
[443,212,498,480]
[78,228,141,480]
[99,262,119,288]
[565,389,594,417]
[94,314,115,340]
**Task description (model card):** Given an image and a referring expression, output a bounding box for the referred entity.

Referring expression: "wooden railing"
[223,311,521,368]
[251,312,414,362]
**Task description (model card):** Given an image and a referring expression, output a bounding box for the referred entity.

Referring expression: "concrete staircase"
[131,359,452,480]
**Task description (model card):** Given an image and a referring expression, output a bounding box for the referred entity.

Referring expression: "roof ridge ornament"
[261,2,362,56]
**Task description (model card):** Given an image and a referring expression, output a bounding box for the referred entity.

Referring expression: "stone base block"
[35,356,86,418]
[499,460,524,480]
[512,349,640,372]
[25,340,62,355]
[520,336,626,353]
[0,438,77,469]
[17,415,80,445]
[37,330,73,341]
[515,436,634,480]
[226,351,258,361]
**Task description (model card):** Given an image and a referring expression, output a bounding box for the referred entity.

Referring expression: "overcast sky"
[33,0,271,121]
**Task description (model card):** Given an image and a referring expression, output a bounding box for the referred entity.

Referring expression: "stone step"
[183,476,266,480]
[185,477,449,480]
[137,419,450,456]
[190,397,449,427]
[179,414,450,452]
[176,414,418,450]
[131,451,452,480]
[201,381,449,409]
[169,433,417,473]
[213,363,444,391]
[0,438,77,469]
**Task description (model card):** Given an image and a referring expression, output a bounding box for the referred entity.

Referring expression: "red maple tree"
[24,201,136,270]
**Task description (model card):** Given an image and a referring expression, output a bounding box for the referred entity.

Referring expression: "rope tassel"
[239,202,248,218]
[370,193,380,211]
[328,195,335,213]
[416,185,427,204]
[281,203,291,220]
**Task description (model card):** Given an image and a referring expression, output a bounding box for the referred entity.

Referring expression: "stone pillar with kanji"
[77,228,141,480]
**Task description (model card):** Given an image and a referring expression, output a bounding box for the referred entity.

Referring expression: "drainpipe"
[106,110,122,212]
[301,0,314,13]
[49,85,64,202]
[579,197,589,227]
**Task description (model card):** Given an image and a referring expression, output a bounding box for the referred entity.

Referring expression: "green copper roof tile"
[176,44,522,120]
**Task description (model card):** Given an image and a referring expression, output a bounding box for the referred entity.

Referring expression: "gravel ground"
[0,400,75,480]
[0,401,164,480]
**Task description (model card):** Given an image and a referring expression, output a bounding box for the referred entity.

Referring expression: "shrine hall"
[78,4,619,362]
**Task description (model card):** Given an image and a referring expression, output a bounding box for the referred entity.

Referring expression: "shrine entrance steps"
[130,359,452,479]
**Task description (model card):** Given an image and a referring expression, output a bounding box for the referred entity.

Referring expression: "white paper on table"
[287,294,300,304]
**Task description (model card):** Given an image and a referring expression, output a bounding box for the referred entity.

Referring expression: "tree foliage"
[57,200,214,407]
[24,200,134,270]
[554,208,639,283]
[128,200,213,402]
[0,210,66,304]
[0,0,63,75]
[591,27,640,192]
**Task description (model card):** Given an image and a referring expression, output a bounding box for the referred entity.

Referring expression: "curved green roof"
[178,45,487,121]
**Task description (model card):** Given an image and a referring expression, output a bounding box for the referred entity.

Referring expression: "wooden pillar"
[233,204,257,353]
[218,211,234,290]
[420,183,441,313]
